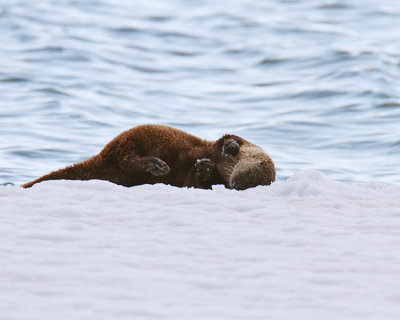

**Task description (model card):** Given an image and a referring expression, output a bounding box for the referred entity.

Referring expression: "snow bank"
[1,170,400,320]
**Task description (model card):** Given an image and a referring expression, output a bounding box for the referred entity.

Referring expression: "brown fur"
[22,124,275,190]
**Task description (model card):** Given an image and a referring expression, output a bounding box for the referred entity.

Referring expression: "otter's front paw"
[146,158,170,176]
[195,158,217,181]
[222,139,240,157]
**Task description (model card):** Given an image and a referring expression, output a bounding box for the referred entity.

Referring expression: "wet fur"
[22,124,275,190]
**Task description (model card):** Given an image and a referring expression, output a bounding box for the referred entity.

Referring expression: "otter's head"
[228,145,275,190]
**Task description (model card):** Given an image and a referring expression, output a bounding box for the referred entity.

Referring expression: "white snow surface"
[1,170,400,320]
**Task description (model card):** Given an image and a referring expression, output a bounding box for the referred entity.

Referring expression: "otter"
[22,124,275,190]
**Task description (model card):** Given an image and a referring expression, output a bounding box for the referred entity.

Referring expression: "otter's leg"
[119,155,170,176]
[216,134,244,157]
[195,158,218,182]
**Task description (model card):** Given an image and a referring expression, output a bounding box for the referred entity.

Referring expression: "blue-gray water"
[1,0,400,186]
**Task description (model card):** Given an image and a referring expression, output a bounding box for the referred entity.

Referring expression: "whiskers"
[219,154,236,182]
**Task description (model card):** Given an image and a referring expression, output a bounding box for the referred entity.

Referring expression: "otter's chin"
[229,177,268,190]
[230,180,258,191]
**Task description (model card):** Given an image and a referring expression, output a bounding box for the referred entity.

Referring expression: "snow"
[1,170,400,320]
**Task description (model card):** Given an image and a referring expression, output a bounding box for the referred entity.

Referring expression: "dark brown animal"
[22,124,275,190]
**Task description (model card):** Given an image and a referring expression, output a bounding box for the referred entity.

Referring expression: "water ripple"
[0,0,400,185]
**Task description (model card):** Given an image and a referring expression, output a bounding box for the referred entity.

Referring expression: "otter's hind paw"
[146,158,170,176]
[195,158,217,181]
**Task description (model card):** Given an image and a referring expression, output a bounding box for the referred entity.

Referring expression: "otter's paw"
[145,158,170,176]
[195,158,217,181]
[222,139,240,157]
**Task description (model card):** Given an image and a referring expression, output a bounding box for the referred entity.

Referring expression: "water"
[1,0,400,186]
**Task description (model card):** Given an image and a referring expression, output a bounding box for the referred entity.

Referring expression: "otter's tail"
[22,169,67,188]
[22,156,101,188]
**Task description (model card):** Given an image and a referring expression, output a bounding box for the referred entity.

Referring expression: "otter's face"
[229,159,274,190]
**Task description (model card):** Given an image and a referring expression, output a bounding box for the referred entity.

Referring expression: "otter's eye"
[258,160,266,167]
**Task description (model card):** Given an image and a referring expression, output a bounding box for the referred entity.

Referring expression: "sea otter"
[22,124,275,190]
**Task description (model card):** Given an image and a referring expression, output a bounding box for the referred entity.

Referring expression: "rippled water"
[1,0,400,186]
